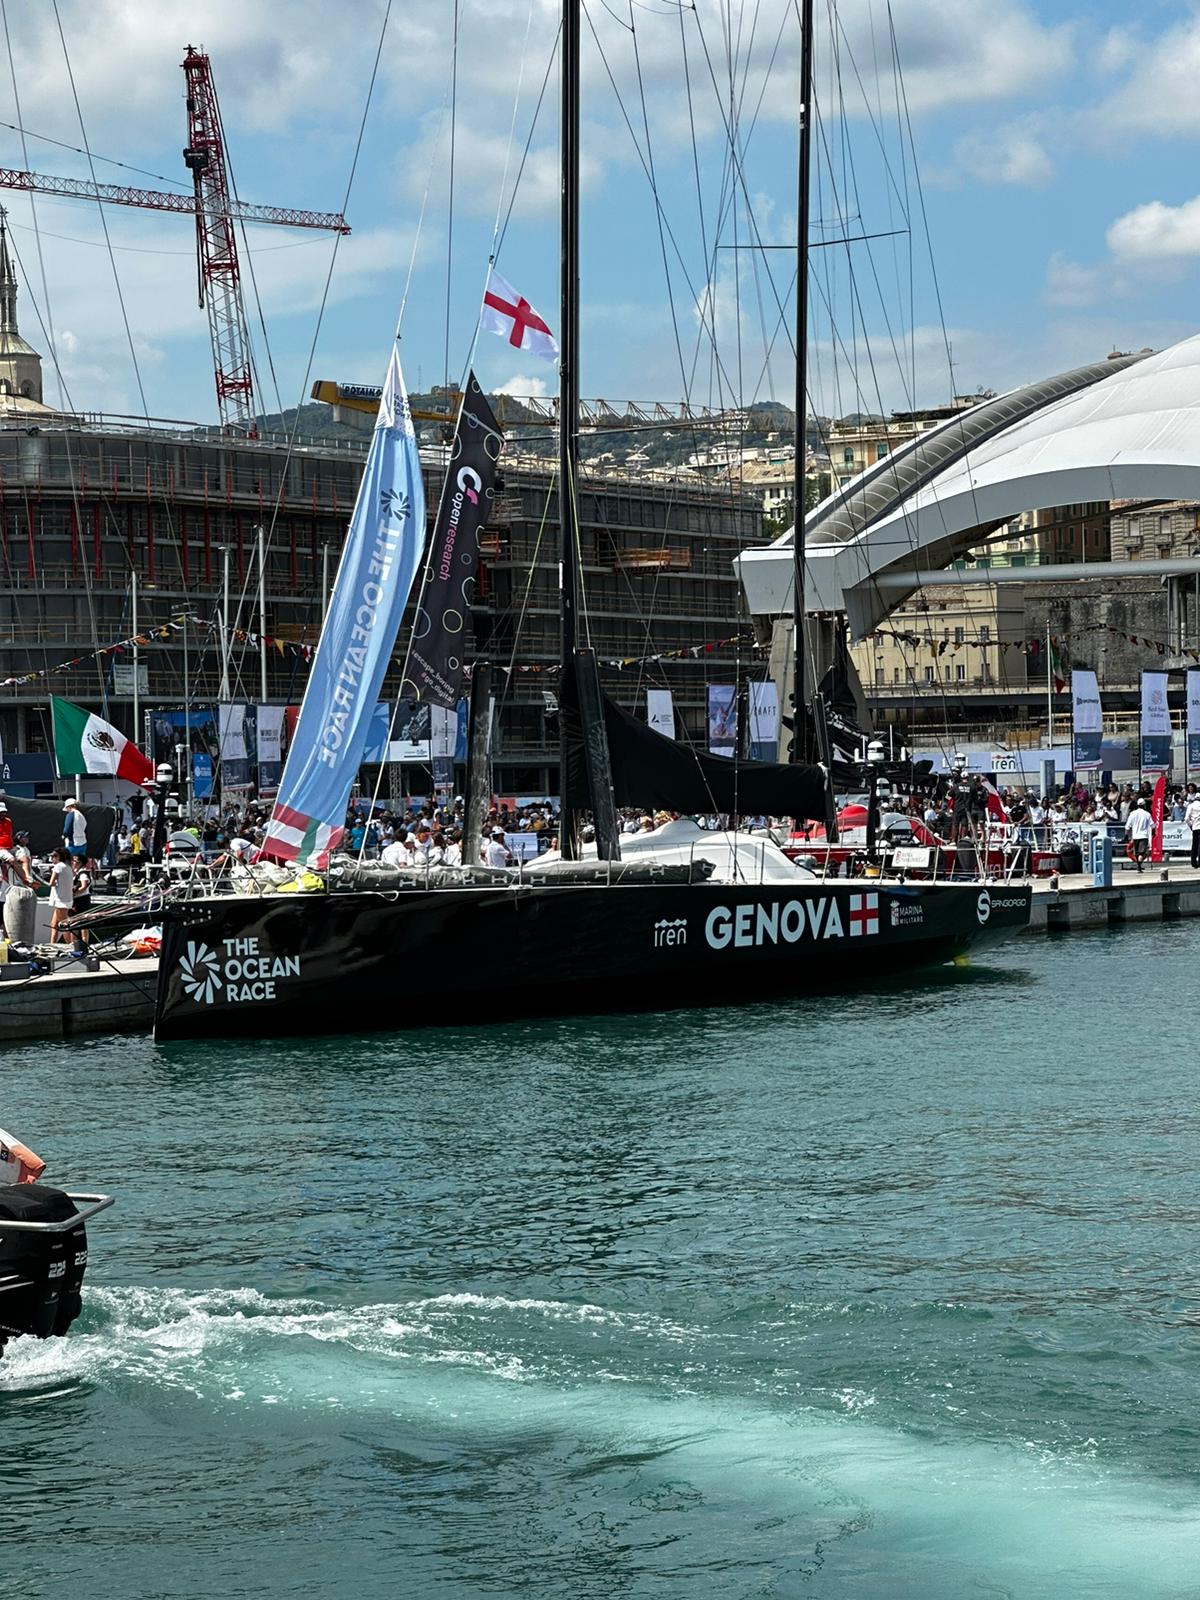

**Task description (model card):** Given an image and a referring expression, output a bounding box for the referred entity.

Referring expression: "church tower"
[0,208,45,406]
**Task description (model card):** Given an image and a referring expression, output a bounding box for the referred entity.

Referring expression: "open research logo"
[179,940,222,1005]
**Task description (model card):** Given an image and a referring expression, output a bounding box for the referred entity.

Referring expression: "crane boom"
[0,165,350,233]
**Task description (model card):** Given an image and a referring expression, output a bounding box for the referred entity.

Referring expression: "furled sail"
[260,346,426,868]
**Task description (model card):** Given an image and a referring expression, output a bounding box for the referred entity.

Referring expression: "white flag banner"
[749,680,779,747]
[430,704,458,760]
[646,688,675,741]
[1187,670,1200,769]
[256,704,285,764]
[480,268,559,361]
[217,703,246,761]
[1070,670,1102,770]
[1141,671,1172,772]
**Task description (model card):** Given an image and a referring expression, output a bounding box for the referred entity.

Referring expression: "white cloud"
[494,373,550,398]
[1093,26,1138,77]
[1095,13,1200,136]
[1044,251,1105,309]
[940,122,1053,189]
[1106,197,1200,264]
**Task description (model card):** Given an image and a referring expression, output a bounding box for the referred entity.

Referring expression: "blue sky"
[1,0,1198,427]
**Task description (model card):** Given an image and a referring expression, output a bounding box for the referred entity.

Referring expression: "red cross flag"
[848,892,879,937]
[480,268,559,362]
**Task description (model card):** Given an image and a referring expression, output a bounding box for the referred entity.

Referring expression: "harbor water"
[3,921,1199,1598]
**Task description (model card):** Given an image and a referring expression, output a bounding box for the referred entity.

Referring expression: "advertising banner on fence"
[707,684,736,758]
[748,679,779,763]
[646,688,675,742]
[1140,672,1172,772]
[1188,670,1200,769]
[1071,669,1103,769]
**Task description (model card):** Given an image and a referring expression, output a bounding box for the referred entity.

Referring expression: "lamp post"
[146,760,175,865]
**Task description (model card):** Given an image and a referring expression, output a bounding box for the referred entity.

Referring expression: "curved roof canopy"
[734,337,1200,636]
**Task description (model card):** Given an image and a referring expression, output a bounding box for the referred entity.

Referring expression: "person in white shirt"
[47,848,75,942]
[1125,798,1154,872]
[62,798,89,859]
[442,832,463,867]
[1184,792,1200,869]
[484,829,510,868]
[381,834,413,868]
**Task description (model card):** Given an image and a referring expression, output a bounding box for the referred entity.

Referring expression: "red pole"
[146,502,155,583]
[93,502,102,581]
[180,505,189,585]
[69,503,79,578]
[25,493,35,581]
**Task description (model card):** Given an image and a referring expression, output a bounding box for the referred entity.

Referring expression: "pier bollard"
[1091,833,1113,889]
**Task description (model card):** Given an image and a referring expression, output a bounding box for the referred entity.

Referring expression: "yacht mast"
[791,0,814,748]
[559,0,582,853]
[557,0,620,860]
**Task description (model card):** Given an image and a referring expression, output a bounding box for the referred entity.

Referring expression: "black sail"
[594,692,828,818]
[404,372,502,709]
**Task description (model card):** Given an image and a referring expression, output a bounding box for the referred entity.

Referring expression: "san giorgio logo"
[976,891,991,925]
[178,935,300,1006]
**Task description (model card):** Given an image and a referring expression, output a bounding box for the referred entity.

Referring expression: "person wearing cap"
[1125,795,1154,872]
[62,797,89,860]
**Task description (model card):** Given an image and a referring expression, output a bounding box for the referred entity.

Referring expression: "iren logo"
[177,936,301,1006]
[653,917,688,948]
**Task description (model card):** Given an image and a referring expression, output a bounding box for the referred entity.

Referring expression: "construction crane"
[311,380,747,434]
[0,45,350,436]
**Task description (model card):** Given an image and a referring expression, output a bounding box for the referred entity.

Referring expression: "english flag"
[480,268,558,362]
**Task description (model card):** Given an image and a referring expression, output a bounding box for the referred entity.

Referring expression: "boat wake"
[5,1284,1200,1590]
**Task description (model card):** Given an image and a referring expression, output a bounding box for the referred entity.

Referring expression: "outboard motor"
[0,1184,90,1358]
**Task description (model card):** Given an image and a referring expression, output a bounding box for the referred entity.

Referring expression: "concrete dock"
[0,956,157,1042]
[1029,863,1200,931]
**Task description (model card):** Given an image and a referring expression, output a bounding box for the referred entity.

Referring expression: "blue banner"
[262,346,426,866]
[191,753,214,799]
[1072,732,1102,769]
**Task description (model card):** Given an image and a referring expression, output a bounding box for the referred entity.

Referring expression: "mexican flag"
[51,697,154,784]
[1048,637,1067,695]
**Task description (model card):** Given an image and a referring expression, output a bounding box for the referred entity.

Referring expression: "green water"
[3,923,1199,1598]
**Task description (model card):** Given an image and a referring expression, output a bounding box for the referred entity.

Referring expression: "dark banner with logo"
[404,372,502,709]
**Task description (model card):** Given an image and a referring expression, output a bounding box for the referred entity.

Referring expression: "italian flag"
[51,696,154,784]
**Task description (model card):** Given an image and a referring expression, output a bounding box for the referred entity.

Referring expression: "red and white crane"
[0,44,350,436]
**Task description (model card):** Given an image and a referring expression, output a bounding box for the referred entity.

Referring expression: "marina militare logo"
[178,937,301,1006]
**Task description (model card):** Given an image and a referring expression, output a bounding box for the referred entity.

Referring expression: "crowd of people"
[897,774,1200,872]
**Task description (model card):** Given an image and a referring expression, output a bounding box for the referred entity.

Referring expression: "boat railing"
[0,1193,115,1235]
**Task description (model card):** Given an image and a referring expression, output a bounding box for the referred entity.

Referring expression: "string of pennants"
[0,612,317,689]
[493,633,759,676]
[1,611,761,691]
[868,620,1200,664]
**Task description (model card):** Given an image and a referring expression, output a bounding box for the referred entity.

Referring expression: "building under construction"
[0,223,764,795]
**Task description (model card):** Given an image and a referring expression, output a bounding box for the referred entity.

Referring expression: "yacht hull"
[152,879,1031,1041]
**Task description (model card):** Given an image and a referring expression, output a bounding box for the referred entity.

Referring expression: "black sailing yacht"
[96,0,1029,1043]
